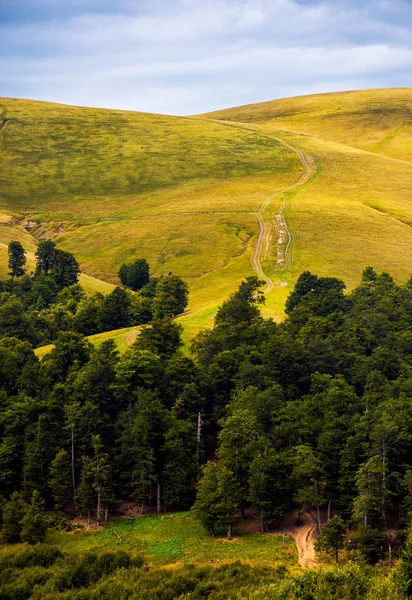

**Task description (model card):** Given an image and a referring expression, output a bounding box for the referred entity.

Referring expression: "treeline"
[4,267,412,566]
[1,242,188,346]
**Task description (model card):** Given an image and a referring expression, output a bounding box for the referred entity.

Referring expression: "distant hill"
[2,90,412,337]
[205,88,412,162]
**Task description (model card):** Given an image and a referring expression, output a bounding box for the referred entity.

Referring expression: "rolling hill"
[1,89,412,339]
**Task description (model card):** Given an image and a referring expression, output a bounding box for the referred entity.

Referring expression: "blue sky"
[1,0,411,115]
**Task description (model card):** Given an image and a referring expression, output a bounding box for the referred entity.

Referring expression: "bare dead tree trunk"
[157,482,161,515]
[317,504,322,532]
[104,507,109,521]
[71,428,77,510]
[97,486,101,526]
[197,411,203,464]
[327,498,331,522]
[227,523,232,540]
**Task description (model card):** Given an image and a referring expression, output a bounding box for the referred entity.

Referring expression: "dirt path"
[279,510,319,568]
[125,328,140,346]
[250,136,318,292]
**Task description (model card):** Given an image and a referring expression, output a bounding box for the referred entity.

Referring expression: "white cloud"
[1,0,411,113]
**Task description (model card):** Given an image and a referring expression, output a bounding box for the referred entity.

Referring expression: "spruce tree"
[49,449,73,513]
[77,456,95,524]
[8,241,26,279]
[20,490,48,544]
[1,491,25,542]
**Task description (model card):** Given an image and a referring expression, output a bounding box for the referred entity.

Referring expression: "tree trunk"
[227,523,232,540]
[157,482,161,515]
[316,504,321,532]
[87,509,91,525]
[260,513,264,533]
[104,507,109,521]
[97,491,101,525]
[71,428,77,510]
[196,411,203,464]
[327,499,331,522]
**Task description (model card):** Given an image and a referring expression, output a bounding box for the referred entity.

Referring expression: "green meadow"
[2,89,412,342]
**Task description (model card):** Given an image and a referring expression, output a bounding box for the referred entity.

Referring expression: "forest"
[3,240,412,598]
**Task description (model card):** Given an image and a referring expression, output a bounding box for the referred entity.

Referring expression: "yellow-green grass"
[0,97,300,220]
[205,88,412,162]
[0,220,116,295]
[34,326,141,359]
[0,97,302,332]
[58,213,257,284]
[46,512,297,569]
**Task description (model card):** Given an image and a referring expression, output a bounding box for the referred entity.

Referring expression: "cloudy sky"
[1,0,411,115]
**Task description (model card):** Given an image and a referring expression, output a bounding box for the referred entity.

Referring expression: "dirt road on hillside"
[250,136,318,292]
[279,510,319,568]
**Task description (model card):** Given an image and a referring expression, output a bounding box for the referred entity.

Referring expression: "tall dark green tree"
[20,490,48,544]
[249,448,291,531]
[192,462,240,540]
[119,258,150,291]
[152,274,189,319]
[1,491,25,542]
[77,456,95,524]
[49,449,73,513]
[35,240,57,276]
[8,241,26,279]
[98,287,131,331]
[53,249,80,289]
[315,515,346,563]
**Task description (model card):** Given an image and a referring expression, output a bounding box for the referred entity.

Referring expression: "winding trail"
[278,510,319,568]
[250,135,318,292]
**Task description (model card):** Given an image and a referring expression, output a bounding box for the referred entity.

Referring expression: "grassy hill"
[2,90,412,340]
[205,88,412,162]
[201,88,412,319]
[0,97,302,334]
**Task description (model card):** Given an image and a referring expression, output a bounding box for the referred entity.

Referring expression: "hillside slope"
[2,90,412,337]
[0,97,302,331]
[205,88,412,162]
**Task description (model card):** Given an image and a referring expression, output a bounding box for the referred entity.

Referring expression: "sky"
[1,0,412,115]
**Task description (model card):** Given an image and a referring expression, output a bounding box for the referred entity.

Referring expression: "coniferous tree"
[77,456,95,524]
[1,491,25,542]
[35,240,57,276]
[20,490,48,544]
[8,241,26,279]
[49,449,73,513]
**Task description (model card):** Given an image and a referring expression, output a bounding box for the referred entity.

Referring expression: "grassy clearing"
[34,326,141,359]
[205,88,412,162]
[47,512,297,569]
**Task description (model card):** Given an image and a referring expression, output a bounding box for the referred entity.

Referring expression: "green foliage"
[49,449,73,512]
[137,318,183,358]
[314,515,346,563]
[20,490,48,545]
[152,274,189,319]
[119,258,150,291]
[8,241,26,279]
[192,462,240,539]
[1,491,25,542]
